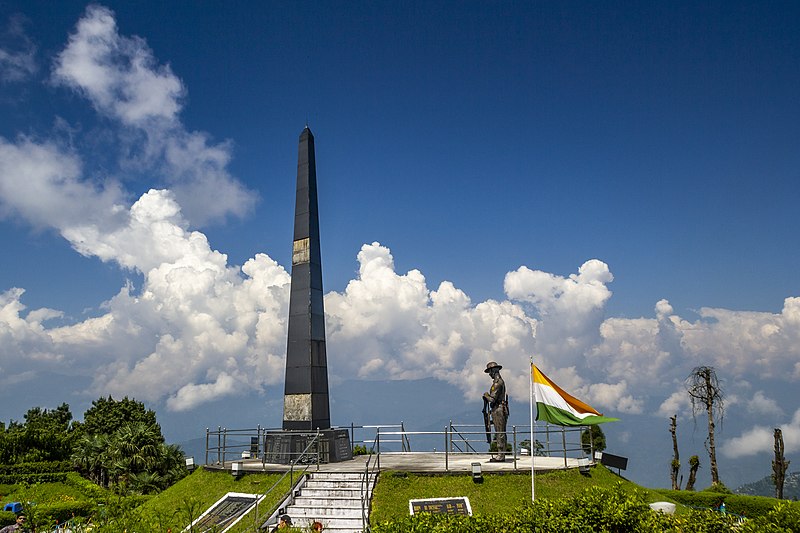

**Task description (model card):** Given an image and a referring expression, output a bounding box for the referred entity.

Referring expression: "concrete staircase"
[282,471,376,532]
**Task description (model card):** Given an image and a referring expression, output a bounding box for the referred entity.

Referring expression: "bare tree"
[670,415,681,490]
[773,427,790,499]
[686,455,700,491]
[686,366,724,486]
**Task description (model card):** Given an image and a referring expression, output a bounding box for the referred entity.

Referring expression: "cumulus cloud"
[50,4,254,225]
[325,242,538,400]
[747,391,784,417]
[1,189,291,411]
[0,15,37,83]
[722,408,800,458]
[658,390,691,418]
[505,259,612,366]
[52,5,183,125]
[3,3,800,425]
[0,136,124,229]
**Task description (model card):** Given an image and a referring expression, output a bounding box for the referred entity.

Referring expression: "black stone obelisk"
[282,126,331,431]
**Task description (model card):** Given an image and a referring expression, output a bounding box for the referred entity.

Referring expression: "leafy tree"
[686,366,724,487]
[80,396,159,437]
[0,403,77,463]
[71,397,185,494]
[581,425,606,455]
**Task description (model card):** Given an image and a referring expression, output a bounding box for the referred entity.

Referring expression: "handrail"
[360,430,381,533]
[252,432,322,531]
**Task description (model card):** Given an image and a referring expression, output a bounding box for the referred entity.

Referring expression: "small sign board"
[409,497,472,516]
[599,452,628,471]
[184,492,263,533]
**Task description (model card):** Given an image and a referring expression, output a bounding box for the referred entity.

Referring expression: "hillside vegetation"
[3,463,800,531]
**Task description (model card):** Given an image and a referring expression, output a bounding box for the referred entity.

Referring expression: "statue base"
[263,428,352,464]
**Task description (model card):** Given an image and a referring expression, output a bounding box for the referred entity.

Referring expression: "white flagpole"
[530,356,536,502]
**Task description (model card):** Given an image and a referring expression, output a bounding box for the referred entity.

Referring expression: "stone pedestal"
[264,428,352,464]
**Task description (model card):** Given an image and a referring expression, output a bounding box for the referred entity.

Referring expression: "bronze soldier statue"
[483,361,509,462]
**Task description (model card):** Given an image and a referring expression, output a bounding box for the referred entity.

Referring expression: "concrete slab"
[213,453,583,474]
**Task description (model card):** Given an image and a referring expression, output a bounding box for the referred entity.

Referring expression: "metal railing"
[205,421,592,472]
[350,422,411,453]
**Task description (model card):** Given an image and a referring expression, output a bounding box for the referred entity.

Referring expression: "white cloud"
[325,242,539,401]
[722,408,800,458]
[746,391,784,417]
[0,136,125,230]
[586,381,643,414]
[0,15,37,83]
[658,390,691,418]
[52,5,183,126]
[49,4,254,226]
[505,259,613,366]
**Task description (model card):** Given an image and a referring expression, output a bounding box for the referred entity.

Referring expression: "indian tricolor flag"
[532,364,619,426]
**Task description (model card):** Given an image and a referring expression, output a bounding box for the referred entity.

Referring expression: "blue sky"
[1,1,799,489]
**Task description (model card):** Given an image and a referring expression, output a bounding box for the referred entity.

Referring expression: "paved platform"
[209,453,583,474]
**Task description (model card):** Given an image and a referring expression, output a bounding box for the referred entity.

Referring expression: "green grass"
[370,465,677,523]
[132,467,292,531]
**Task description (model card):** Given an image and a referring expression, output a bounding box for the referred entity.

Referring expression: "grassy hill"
[370,465,672,522]
[3,464,799,531]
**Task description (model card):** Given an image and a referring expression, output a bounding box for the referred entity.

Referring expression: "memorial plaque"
[263,429,351,464]
[334,429,353,461]
[409,497,472,516]
[264,433,292,464]
[185,492,262,533]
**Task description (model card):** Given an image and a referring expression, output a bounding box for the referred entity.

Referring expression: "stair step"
[291,506,362,518]
[301,488,367,498]
[284,516,366,529]
[309,472,371,480]
[294,497,363,508]
[277,472,377,532]
[304,480,372,489]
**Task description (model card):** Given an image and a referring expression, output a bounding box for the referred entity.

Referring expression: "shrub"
[0,511,16,528]
[739,501,800,532]
[368,483,798,532]
[0,461,72,475]
[653,489,786,519]
[0,473,68,484]
[37,500,96,523]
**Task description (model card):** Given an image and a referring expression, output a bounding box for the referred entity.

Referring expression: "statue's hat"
[484,361,502,373]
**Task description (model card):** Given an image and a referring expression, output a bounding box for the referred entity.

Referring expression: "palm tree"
[128,471,165,494]
[72,433,111,486]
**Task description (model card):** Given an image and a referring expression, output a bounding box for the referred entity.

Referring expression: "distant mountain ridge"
[735,471,800,499]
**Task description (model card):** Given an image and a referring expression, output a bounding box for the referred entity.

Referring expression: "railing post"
[376,428,381,470]
[205,427,209,466]
[217,425,222,464]
[448,420,453,453]
[513,425,517,470]
[316,428,321,471]
[351,422,355,454]
[546,424,551,455]
[223,427,228,465]
[445,425,449,472]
